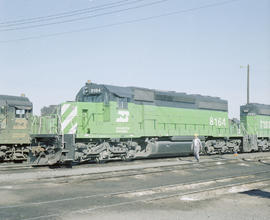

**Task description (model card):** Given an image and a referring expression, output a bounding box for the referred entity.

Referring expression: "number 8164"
[209,117,226,127]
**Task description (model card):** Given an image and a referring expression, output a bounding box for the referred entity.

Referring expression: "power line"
[0,0,145,27]
[0,0,169,32]
[0,0,240,43]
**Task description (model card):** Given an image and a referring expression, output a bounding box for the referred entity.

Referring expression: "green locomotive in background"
[0,95,32,162]
[28,81,270,165]
[241,103,270,151]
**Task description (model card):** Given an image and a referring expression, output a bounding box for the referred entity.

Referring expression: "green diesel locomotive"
[0,95,32,162]
[241,103,270,152]
[29,81,270,165]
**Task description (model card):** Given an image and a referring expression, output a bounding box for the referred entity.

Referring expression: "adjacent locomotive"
[29,81,269,166]
[240,103,270,152]
[0,95,32,162]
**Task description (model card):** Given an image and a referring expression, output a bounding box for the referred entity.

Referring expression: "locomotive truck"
[29,81,270,165]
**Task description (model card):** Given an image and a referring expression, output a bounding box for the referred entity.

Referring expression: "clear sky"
[0,0,269,118]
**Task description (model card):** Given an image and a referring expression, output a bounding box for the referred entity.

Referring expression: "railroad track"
[1,152,269,174]
[66,158,242,184]
[2,156,270,186]
[0,157,243,185]
[0,164,34,172]
[1,169,270,220]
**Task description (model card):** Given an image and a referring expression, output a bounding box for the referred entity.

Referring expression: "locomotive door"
[82,109,90,134]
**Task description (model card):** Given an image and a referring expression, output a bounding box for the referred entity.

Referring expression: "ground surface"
[0,152,270,220]
[75,187,270,220]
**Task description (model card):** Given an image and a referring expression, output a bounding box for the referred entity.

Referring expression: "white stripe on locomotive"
[61,106,78,132]
[61,103,71,116]
[68,123,78,134]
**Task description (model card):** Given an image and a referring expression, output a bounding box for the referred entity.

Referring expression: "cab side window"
[118,98,128,109]
[0,107,5,129]
[0,107,5,115]
[15,109,26,118]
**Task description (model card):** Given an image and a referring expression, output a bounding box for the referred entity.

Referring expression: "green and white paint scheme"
[241,114,270,138]
[32,115,58,135]
[28,83,270,165]
[59,101,240,139]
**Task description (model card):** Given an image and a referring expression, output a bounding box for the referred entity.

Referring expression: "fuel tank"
[143,140,193,158]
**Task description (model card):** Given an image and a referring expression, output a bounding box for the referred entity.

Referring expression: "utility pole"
[247,64,250,104]
[241,64,250,104]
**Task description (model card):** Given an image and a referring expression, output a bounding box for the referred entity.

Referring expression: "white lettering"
[116,127,130,133]
[116,110,129,123]
[260,120,270,129]
[209,116,226,127]
[90,88,101,94]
